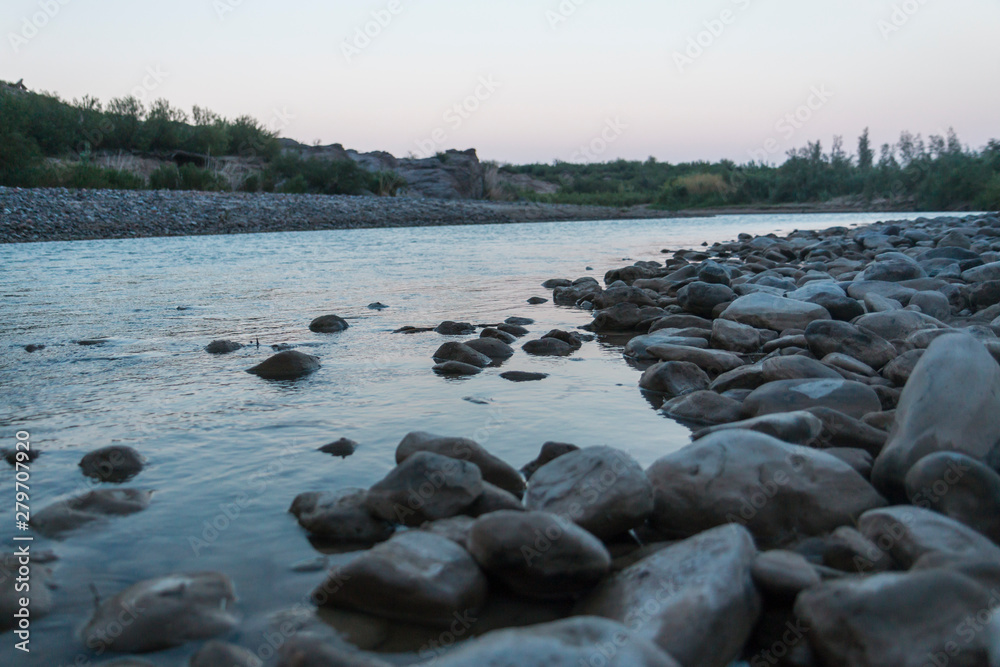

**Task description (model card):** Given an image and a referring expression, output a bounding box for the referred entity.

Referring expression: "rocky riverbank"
[7,212,1000,665]
[0,186,679,244]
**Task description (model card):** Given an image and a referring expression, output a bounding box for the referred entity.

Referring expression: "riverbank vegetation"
[0,83,399,196]
[505,129,1000,212]
[2,82,997,210]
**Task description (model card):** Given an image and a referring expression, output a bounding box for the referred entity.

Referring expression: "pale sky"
[4,0,999,164]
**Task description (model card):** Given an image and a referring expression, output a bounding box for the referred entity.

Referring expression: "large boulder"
[872,334,1000,501]
[576,525,760,667]
[396,431,525,497]
[720,293,831,332]
[82,573,238,653]
[247,351,320,380]
[742,378,882,420]
[646,431,886,548]
[434,617,681,667]
[365,452,484,526]
[904,452,1000,543]
[804,320,898,370]
[311,531,488,627]
[525,446,653,539]
[289,489,394,544]
[467,511,611,600]
[795,569,998,666]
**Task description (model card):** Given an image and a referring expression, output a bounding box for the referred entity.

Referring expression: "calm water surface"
[0,212,942,665]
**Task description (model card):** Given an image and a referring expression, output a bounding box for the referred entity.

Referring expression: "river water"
[0,212,944,665]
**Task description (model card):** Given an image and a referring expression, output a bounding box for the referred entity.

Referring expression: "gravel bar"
[0,187,678,244]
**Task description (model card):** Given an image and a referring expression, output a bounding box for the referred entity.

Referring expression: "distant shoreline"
[0,186,940,244]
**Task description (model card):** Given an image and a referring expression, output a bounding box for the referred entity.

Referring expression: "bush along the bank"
[506,129,1000,211]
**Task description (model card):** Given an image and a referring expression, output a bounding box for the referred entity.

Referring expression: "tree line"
[505,129,1000,212]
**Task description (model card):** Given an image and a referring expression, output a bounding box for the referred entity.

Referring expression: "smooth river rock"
[434,616,681,667]
[576,525,760,667]
[720,293,831,332]
[742,378,882,420]
[247,350,320,380]
[904,452,1000,543]
[646,431,886,548]
[525,446,653,539]
[312,531,488,627]
[871,334,1000,501]
[858,505,1000,569]
[32,489,152,537]
[467,511,611,600]
[396,431,525,497]
[804,320,898,370]
[365,452,484,526]
[795,568,998,666]
[309,315,349,333]
[79,445,145,483]
[289,489,395,544]
[432,342,492,368]
[639,361,711,397]
[82,572,238,653]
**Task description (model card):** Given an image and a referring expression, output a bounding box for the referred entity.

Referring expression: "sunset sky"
[5,0,999,164]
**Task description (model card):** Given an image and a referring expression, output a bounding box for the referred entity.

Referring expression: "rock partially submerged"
[365,451,484,525]
[289,489,394,544]
[309,314,349,333]
[311,531,488,627]
[32,489,152,537]
[205,339,244,354]
[79,445,145,482]
[82,572,238,653]
[246,350,320,380]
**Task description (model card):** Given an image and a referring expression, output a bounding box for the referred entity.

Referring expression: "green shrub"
[62,164,145,190]
[279,174,309,194]
[149,164,181,190]
[179,164,229,191]
[977,174,1000,212]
